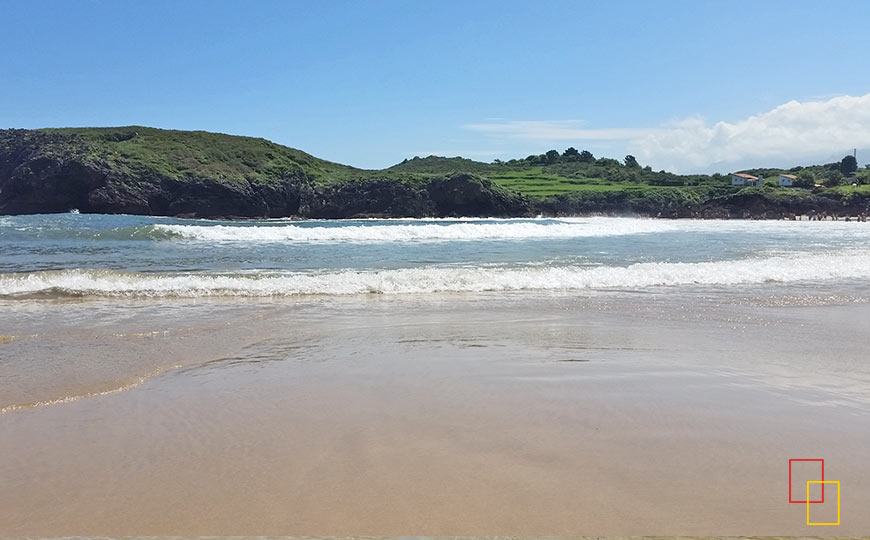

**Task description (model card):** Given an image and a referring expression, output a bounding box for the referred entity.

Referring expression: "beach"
[2,289,870,534]
[1,215,870,534]
[5,0,870,535]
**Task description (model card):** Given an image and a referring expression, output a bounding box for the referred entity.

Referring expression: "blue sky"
[2,0,869,172]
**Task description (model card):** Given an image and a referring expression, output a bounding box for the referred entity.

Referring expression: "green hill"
[1,126,869,218]
[389,155,498,175]
[35,126,363,184]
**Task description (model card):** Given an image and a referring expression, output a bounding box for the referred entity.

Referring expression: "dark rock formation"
[694,190,870,219]
[0,131,532,218]
[427,173,532,217]
[306,178,433,218]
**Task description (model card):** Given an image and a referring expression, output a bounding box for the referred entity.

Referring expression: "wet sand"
[1,290,869,534]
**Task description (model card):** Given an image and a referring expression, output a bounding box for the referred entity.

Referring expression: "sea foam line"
[154,219,681,242]
[1,251,869,298]
[0,365,177,415]
[154,218,870,243]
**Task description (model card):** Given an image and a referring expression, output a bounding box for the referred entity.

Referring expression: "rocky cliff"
[0,128,532,218]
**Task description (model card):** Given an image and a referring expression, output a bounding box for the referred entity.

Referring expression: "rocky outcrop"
[541,190,699,217]
[0,153,293,218]
[427,174,532,217]
[0,130,531,218]
[305,178,433,218]
[693,190,870,219]
[541,187,870,219]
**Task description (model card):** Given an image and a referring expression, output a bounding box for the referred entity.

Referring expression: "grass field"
[488,168,611,197]
[831,184,870,195]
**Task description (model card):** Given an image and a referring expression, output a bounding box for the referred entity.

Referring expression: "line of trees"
[788,154,864,187]
[493,148,867,189]
[499,147,642,168]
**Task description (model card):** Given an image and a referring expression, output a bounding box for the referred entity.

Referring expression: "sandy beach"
[2,289,869,534]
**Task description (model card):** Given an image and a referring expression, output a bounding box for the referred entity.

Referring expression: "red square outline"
[789,458,825,503]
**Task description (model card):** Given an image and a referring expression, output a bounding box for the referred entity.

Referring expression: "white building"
[779,174,796,187]
[731,173,763,186]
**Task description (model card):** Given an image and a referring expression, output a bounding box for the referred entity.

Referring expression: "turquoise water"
[1,213,870,298]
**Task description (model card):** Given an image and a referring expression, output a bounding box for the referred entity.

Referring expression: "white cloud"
[632,94,870,172]
[464,94,870,173]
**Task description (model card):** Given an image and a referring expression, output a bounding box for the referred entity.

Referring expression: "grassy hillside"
[36,126,365,185]
[390,154,732,199]
[388,156,497,175]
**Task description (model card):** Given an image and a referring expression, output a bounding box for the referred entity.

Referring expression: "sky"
[1,0,869,173]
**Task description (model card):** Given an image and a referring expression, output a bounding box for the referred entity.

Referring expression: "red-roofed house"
[731,173,763,186]
[779,174,796,187]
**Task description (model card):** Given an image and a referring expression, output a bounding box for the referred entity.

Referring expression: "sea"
[2,213,870,297]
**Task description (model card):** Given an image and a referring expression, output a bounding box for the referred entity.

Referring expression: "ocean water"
[3,213,870,413]
[1,213,870,298]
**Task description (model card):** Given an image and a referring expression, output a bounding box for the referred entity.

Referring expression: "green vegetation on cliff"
[1,126,869,218]
[392,151,731,199]
[34,126,363,184]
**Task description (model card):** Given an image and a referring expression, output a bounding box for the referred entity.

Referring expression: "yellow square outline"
[806,480,840,525]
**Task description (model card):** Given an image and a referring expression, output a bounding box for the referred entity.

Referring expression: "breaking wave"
[3,216,868,244]
[148,218,870,244]
[154,219,682,243]
[2,251,869,298]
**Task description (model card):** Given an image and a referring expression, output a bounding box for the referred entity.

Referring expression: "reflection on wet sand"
[1,290,869,534]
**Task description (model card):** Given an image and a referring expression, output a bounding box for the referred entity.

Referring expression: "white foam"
[155,218,870,243]
[155,219,678,243]
[3,251,869,298]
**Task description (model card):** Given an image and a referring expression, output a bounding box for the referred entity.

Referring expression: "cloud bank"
[465,94,870,172]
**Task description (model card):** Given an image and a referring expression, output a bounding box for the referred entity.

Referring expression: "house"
[779,174,796,187]
[731,173,764,186]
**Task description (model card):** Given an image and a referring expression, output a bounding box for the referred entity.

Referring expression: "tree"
[545,149,560,164]
[595,158,620,168]
[824,170,844,187]
[794,170,816,188]
[578,150,594,163]
[562,147,579,158]
[624,155,640,168]
[840,154,858,175]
